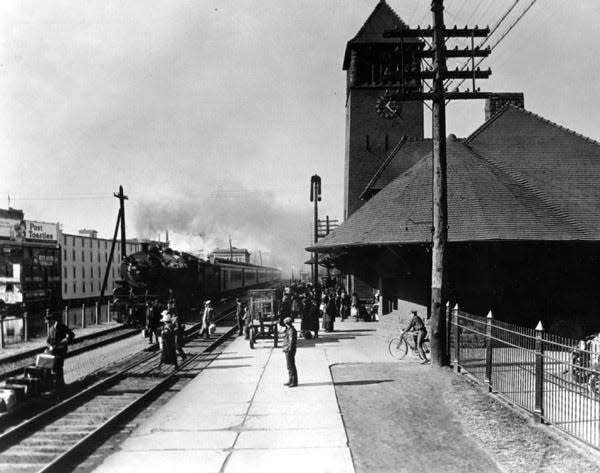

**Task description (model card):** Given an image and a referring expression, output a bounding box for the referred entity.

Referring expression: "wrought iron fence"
[450,306,600,450]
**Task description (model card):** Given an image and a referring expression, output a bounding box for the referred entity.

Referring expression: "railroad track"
[0,309,237,473]
[0,327,142,383]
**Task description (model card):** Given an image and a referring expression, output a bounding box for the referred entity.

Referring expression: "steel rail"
[0,312,237,473]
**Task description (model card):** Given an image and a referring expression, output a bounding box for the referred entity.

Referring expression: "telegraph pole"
[114,185,128,258]
[310,175,322,289]
[383,0,492,366]
[430,0,449,368]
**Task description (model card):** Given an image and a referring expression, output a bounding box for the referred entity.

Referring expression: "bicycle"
[388,330,430,360]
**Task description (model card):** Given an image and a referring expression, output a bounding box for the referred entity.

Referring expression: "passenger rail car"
[112,245,280,320]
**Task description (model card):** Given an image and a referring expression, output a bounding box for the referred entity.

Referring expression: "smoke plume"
[132,183,312,274]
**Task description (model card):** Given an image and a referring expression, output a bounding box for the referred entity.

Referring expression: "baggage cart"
[247,289,279,349]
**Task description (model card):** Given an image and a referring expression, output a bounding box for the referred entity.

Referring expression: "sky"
[2,0,600,274]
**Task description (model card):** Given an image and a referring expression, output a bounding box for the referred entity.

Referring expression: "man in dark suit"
[45,312,75,387]
[235,298,244,336]
[282,317,298,387]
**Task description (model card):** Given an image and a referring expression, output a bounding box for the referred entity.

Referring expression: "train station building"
[309,0,600,336]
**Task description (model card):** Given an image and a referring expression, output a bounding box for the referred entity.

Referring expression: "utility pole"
[310,175,322,289]
[382,0,492,366]
[114,185,128,258]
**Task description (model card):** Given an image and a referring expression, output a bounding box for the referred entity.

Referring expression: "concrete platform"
[91,305,505,473]
[92,318,360,473]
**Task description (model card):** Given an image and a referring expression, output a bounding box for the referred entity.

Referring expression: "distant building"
[209,247,250,264]
[60,230,141,301]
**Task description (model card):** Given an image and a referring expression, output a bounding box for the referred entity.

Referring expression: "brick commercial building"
[0,208,61,334]
[59,230,141,303]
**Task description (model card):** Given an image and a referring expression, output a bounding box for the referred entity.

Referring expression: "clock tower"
[343,0,424,219]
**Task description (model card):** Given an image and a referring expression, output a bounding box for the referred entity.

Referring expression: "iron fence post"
[452,304,460,373]
[107,301,111,323]
[63,305,68,325]
[485,310,493,392]
[0,314,4,349]
[534,320,544,423]
[81,304,86,329]
[23,311,28,342]
[95,302,99,325]
[445,301,450,361]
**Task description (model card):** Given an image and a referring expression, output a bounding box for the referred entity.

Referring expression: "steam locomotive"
[112,244,281,321]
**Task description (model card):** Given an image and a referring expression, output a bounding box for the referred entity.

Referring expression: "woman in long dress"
[158,311,178,370]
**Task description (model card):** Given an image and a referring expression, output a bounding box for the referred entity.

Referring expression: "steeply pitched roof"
[310,129,599,251]
[466,105,600,234]
[360,138,432,200]
[343,0,417,70]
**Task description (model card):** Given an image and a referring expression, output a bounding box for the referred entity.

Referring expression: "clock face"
[376,96,402,119]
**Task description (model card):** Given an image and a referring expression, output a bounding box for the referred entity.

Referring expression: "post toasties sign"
[25,220,58,242]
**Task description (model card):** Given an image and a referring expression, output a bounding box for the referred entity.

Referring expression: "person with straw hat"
[158,310,178,370]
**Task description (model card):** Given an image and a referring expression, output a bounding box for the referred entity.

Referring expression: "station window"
[83,282,86,293]
[82,251,85,262]
[98,267,101,278]
[64,283,67,294]
[73,283,76,293]
[105,253,107,262]
[82,267,85,278]
[91,281,94,292]
[64,249,67,260]
[64,267,67,278]
[97,253,100,262]
[72,249,76,261]
[90,251,92,262]
[64,235,67,245]
[72,267,76,278]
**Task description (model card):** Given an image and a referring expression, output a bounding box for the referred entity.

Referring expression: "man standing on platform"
[235,298,244,336]
[282,317,298,387]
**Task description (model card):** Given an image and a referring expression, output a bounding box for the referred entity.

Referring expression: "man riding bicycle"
[401,310,429,364]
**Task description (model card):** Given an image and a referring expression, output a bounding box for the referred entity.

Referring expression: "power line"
[445,0,539,97]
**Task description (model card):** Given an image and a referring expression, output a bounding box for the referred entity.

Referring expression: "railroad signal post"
[382,0,493,366]
[310,175,322,288]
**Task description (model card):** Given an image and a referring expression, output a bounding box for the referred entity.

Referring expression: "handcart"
[247,289,279,349]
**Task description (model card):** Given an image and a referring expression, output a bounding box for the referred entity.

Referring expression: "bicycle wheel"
[388,337,408,360]
[418,340,431,360]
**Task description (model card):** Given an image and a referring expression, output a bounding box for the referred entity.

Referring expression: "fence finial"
[487,310,493,319]
[453,303,459,311]
[535,320,544,332]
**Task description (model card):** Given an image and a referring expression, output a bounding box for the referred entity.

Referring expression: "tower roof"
[343,0,418,70]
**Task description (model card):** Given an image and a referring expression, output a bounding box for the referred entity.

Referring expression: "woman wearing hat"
[158,311,178,370]
[200,301,215,339]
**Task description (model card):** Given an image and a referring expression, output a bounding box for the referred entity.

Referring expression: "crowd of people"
[269,282,379,339]
[144,298,216,371]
